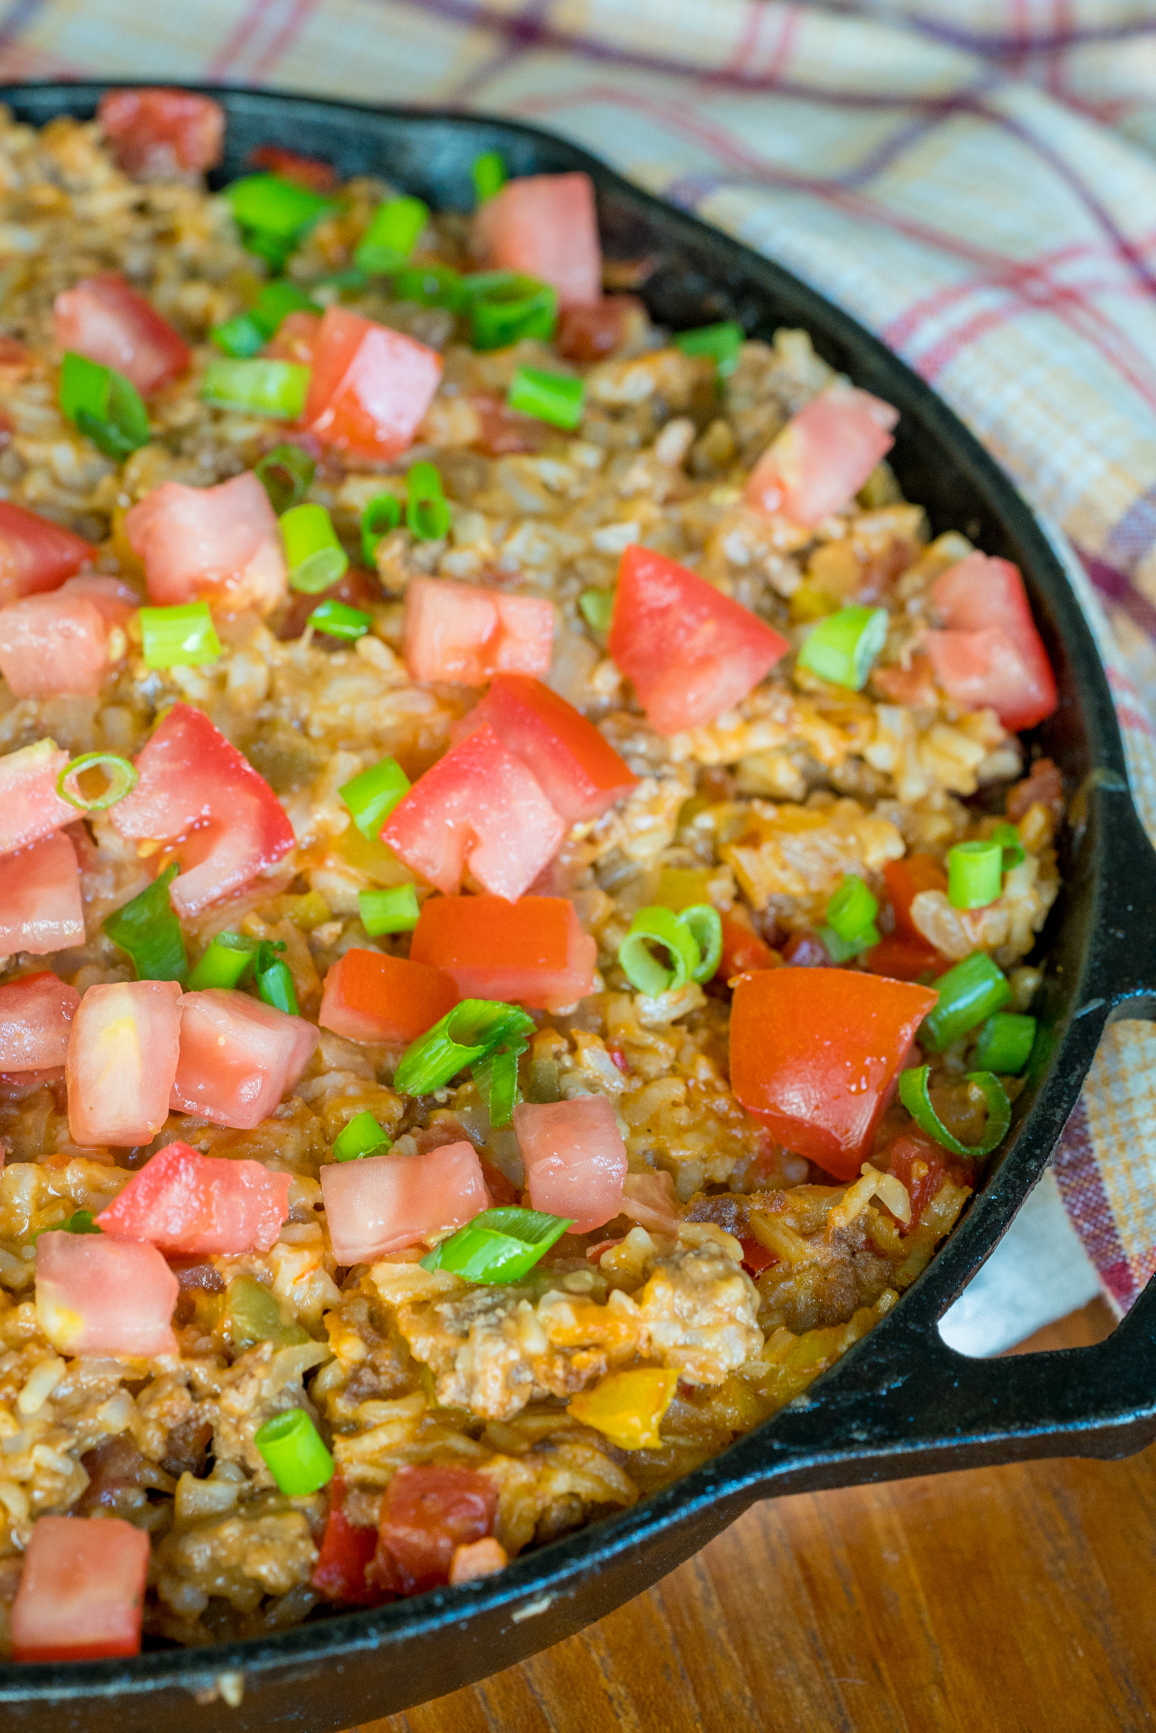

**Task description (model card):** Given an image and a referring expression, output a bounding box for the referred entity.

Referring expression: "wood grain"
[351,1299,1156,1733]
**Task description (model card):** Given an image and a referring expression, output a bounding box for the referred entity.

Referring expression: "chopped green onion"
[680,904,723,984]
[59,351,150,459]
[825,874,880,946]
[103,861,187,983]
[394,1000,535,1097]
[308,599,370,641]
[224,174,334,240]
[361,492,403,566]
[61,1210,101,1235]
[392,264,464,310]
[472,1039,527,1128]
[255,943,298,1015]
[579,588,614,633]
[201,358,310,420]
[898,1066,1012,1159]
[312,266,370,294]
[973,1011,1037,1076]
[674,320,744,376]
[463,271,558,351]
[187,932,258,991]
[332,1110,391,1162]
[618,906,701,996]
[253,1407,334,1496]
[340,756,410,840]
[56,751,137,812]
[254,441,315,515]
[947,840,1004,911]
[359,883,419,935]
[354,196,429,274]
[139,601,222,669]
[210,313,265,358]
[214,283,316,357]
[507,365,584,432]
[243,230,295,272]
[920,951,1011,1053]
[421,1207,571,1283]
[815,925,867,965]
[281,502,349,594]
[797,606,889,691]
[472,151,506,204]
[991,821,1026,870]
[224,1273,308,1351]
[406,462,450,541]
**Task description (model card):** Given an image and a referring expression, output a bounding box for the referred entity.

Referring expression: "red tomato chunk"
[0,741,76,856]
[729,968,938,1181]
[513,1094,628,1232]
[403,577,554,687]
[66,979,182,1149]
[410,894,595,1009]
[10,1515,150,1662]
[744,383,899,527]
[265,309,321,366]
[98,88,225,179]
[472,172,601,309]
[171,989,318,1129]
[924,551,1058,731]
[0,500,93,605]
[54,272,191,397]
[0,832,83,958]
[0,971,79,1072]
[0,591,115,698]
[718,911,780,980]
[620,1170,678,1234]
[59,572,137,628]
[35,1232,178,1358]
[249,144,338,193]
[303,306,443,464]
[96,1139,292,1255]
[320,1141,490,1264]
[111,703,295,917]
[609,545,788,735]
[125,472,288,613]
[885,1132,950,1230]
[372,1465,498,1597]
[454,674,636,821]
[312,1479,381,1604]
[382,726,566,901]
[319,949,458,1046]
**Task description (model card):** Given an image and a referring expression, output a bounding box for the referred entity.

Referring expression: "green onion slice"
[506,364,584,431]
[405,462,450,541]
[359,883,419,935]
[947,839,1003,911]
[361,492,403,566]
[61,1209,101,1235]
[463,271,559,351]
[578,588,614,634]
[187,932,258,991]
[210,313,265,358]
[251,279,316,336]
[618,906,701,996]
[991,821,1026,870]
[392,264,464,310]
[139,601,222,669]
[332,1109,392,1162]
[394,1000,535,1097]
[59,351,150,459]
[201,358,310,420]
[339,756,410,840]
[253,1407,334,1496]
[680,904,723,984]
[797,606,889,691]
[103,861,187,983]
[224,173,335,240]
[309,599,370,641]
[920,951,1011,1053]
[421,1207,571,1283]
[255,943,298,1015]
[472,1039,527,1129]
[255,442,316,515]
[898,1065,1012,1159]
[673,320,744,376]
[56,751,137,812]
[354,196,430,274]
[825,874,880,945]
[818,924,877,965]
[472,151,506,204]
[281,502,349,594]
[972,1011,1037,1076]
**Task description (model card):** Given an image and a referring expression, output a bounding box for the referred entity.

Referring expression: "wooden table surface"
[347,1298,1156,1733]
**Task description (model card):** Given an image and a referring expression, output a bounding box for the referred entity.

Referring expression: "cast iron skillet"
[1,83,1155,1731]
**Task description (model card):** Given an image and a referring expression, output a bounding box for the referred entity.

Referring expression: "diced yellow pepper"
[568,1367,678,1450]
[789,581,838,624]
[334,825,411,885]
[655,867,715,912]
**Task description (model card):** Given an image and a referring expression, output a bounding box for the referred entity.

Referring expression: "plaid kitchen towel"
[3,0,1156,1319]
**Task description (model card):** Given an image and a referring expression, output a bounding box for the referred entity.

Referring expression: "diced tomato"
[0,591,112,698]
[319,1140,490,1264]
[96,1139,292,1254]
[249,144,337,193]
[9,1515,151,1662]
[312,1479,382,1605]
[608,545,788,735]
[98,88,225,178]
[372,1465,497,1597]
[0,740,77,857]
[620,1169,678,1234]
[410,894,596,1009]
[739,1235,777,1275]
[60,572,138,627]
[1007,757,1064,824]
[403,578,554,687]
[924,552,1058,731]
[110,703,295,917]
[557,297,642,362]
[729,968,939,1181]
[318,949,458,1046]
[453,674,636,821]
[0,831,83,957]
[781,931,831,968]
[744,383,899,527]
[382,726,566,900]
[0,501,94,606]
[513,1094,627,1232]
[302,306,443,464]
[871,655,938,707]
[0,972,79,1071]
[124,472,288,613]
[65,979,182,1148]
[449,1536,508,1584]
[472,172,601,309]
[36,1230,179,1357]
[885,1131,949,1230]
[54,273,191,396]
[718,911,780,979]
[883,854,948,938]
[863,932,940,982]
[264,310,321,366]
[170,990,318,1129]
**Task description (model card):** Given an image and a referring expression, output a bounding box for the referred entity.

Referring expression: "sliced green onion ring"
[187,932,258,991]
[358,883,419,935]
[579,588,614,633]
[421,1207,571,1283]
[361,492,403,565]
[102,861,187,983]
[255,942,298,1015]
[825,874,880,945]
[920,951,1012,1053]
[462,271,558,351]
[59,351,150,459]
[680,904,723,984]
[405,462,450,541]
[972,1011,1037,1075]
[253,1407,334,1496]
[991,821,1026,870]
[210,313,265,358]
[506,364,584,431]
[618,906,701,996]
[391,264,464,310]
[61,1209,101,1235]
[797,606,889,691]
[898,1065,1012,1159]
[673,320,744,376]
[472,1039,528,1128]
[200,358,310,420]
[139,601,222,669]
[354,196,429,274]
[339,756,410,840]
[280,502,349,594]
[947,839,1003,911]
[394,1000,535,1097]
[224,173,334,241]
[254,442,316,515]
[308,599,370,641]
[472,151,506,204]
[332,1110,392,1162]
[56,751,137,812]
[250,279,316,336]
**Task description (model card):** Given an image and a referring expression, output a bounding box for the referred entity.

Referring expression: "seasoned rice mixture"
[0,98,1063,1655]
